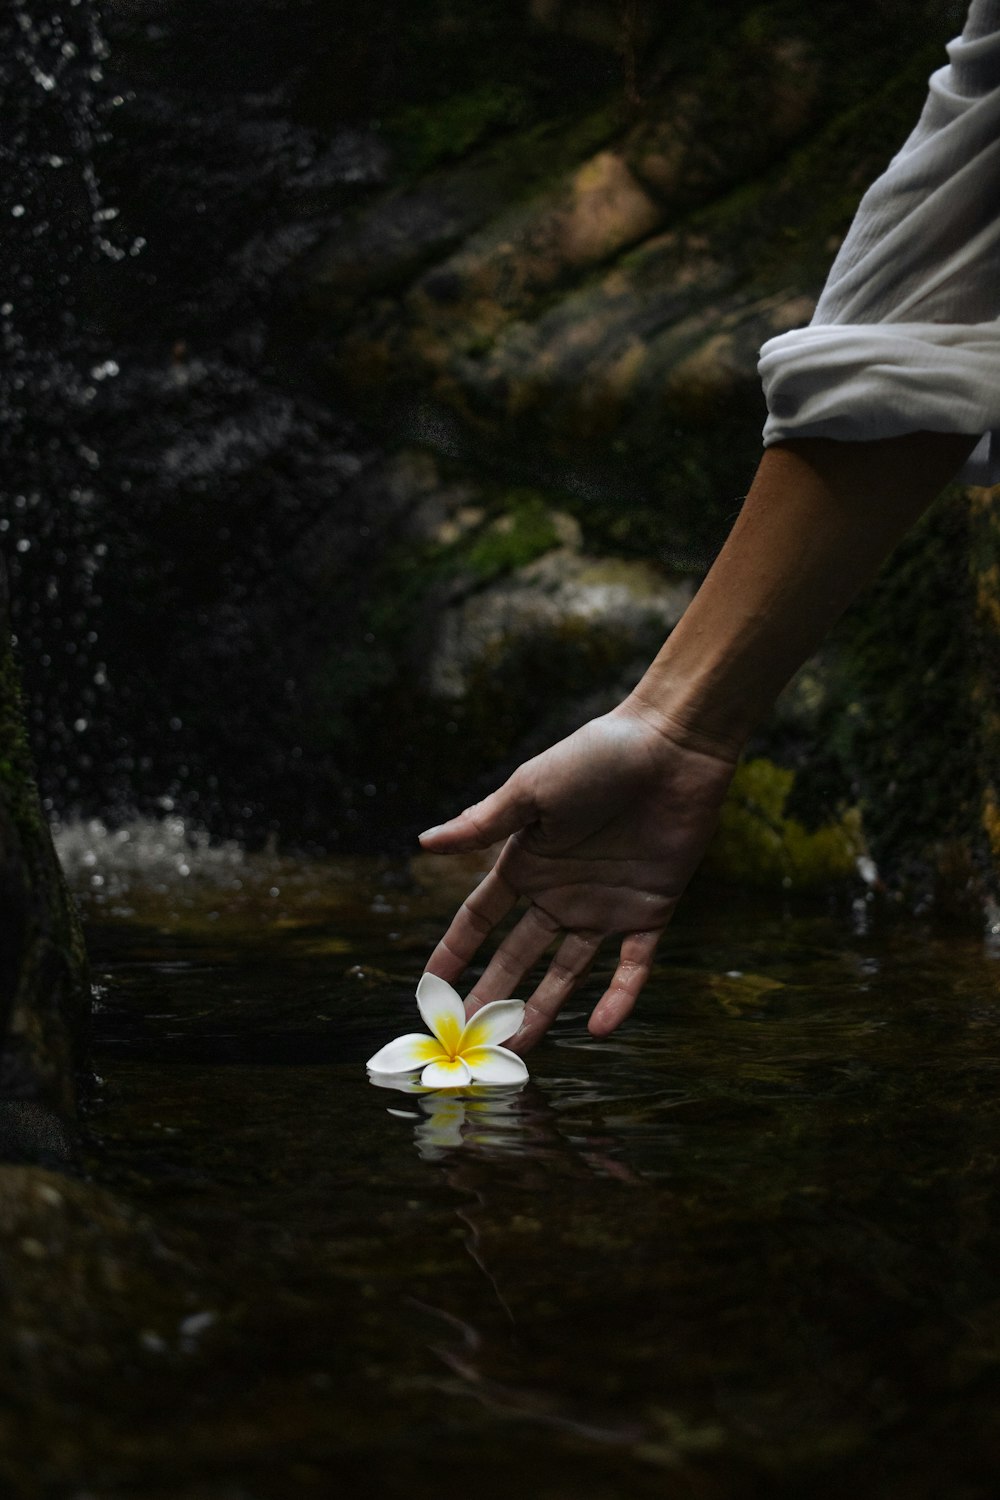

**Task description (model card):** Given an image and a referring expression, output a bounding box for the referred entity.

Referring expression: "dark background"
[4,0,989,882]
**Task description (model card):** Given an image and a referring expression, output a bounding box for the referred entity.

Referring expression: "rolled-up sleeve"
[759,0,1000,484]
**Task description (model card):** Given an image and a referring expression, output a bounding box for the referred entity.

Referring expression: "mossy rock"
[461,491,563,580]
[835,490,996,906]
[705,758,863,891]
[304,5,956,568]
[969,487,1000,883]
[758,486,1000,911]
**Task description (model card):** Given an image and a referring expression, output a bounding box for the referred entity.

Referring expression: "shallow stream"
[17,822,993,1498]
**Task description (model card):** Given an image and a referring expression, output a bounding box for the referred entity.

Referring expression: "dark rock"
[0,552,89,1123]
[0,1102,75,1166]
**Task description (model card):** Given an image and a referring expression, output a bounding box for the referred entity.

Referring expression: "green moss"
[463,491,560,580]
[771,487,1000,908]
[384,84,530,176]
[373,486,562,612]
[705,758,862,890]
[834,494,984,888]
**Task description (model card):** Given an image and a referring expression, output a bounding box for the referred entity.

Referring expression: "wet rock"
[304,107,620,321]
[772,486,1000,909]
[0,556,89,1124]
[307,448,704,831]
[408,146,663,328]
[426,529,693,699]
[7,0,993,910]
[0,1102,75,1166]
[971,487,1000,888]
[305,8,945,521]
[0,1162,199,1483]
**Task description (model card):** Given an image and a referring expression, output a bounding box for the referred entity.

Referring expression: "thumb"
[418,772,536,853]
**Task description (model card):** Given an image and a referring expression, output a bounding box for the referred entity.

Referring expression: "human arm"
[419,429,977,1053]
[419,0,998,1050]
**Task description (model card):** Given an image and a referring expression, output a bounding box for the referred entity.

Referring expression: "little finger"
[586,929,662,1038]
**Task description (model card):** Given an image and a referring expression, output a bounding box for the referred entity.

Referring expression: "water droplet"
[179,1311,217,1339]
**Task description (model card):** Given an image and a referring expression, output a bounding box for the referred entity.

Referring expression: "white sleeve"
[759,0,1000,484]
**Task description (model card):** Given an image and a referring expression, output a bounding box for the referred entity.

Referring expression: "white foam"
[52,814,245,899]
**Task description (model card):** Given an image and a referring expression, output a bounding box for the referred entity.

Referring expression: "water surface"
[44,824,1000,1498]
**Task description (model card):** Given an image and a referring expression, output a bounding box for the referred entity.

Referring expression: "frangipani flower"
[367,974,528,1088]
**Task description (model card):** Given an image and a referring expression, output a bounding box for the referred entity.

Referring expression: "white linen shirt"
[759,0,1000,483]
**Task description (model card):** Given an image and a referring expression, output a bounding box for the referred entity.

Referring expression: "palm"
[420,709,735,1050]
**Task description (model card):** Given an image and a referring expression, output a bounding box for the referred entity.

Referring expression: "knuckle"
[463,804,492,839]
[490,948,521,978]
[460,900,493,936]
[440,937,470,966]
[530,906,561,937]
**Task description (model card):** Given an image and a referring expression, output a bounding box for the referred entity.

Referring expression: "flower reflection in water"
[369,1073,528,1161]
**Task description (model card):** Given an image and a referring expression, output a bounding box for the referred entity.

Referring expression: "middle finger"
[466,903,562,1014]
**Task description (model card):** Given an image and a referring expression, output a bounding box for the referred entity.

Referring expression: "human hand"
[418,702,738,1053]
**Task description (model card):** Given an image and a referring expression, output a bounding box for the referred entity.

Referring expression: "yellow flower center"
[435,1013,464,1059]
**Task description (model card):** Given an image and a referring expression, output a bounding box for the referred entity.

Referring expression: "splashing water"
[2,0,387,844]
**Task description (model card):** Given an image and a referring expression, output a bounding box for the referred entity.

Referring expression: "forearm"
[626,431,976,755]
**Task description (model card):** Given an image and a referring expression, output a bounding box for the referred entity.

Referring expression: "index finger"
[422,865,519,988]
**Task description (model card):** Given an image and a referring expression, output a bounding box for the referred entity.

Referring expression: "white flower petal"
[459,999,525,1052]
[416,973,466,1054]
[420,1055,473,1088]
[368,1074,433,1095]
[367,1032,444,1074]
[464,1045,529,1085]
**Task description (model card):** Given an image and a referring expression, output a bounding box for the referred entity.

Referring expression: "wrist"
[613,684,747,766]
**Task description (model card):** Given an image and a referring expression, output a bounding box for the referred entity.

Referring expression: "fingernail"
[418,825,444,840]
